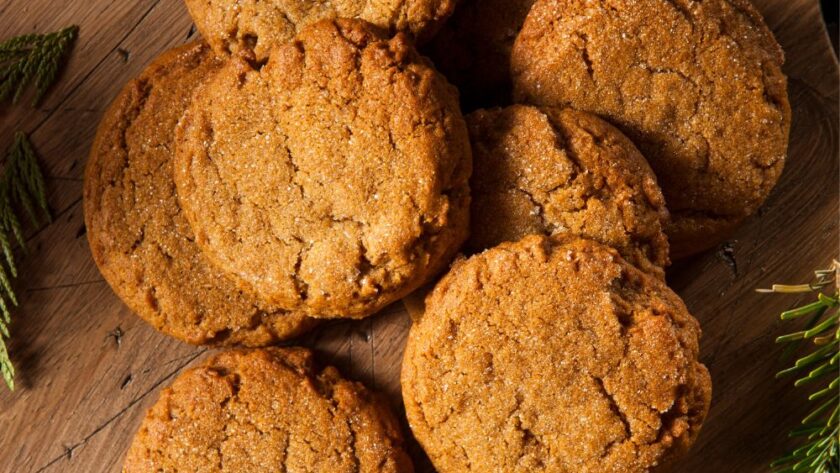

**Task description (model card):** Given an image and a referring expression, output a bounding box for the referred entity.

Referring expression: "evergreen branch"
[0,25,72,392]
[763,261,840,473]
[0,25,78,105]
[0,132,51,391]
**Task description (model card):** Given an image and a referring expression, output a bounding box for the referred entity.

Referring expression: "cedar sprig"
[0,25,74,391]
[0,25,78,105]
[760,261,840,473]
[0,132,50,390]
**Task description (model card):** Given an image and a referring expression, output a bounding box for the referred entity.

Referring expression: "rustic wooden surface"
[0,1,837,472]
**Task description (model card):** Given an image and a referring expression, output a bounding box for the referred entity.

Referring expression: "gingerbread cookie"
[185,0,457,60]
[174,20,471,318]
[124,348,413,472]
[511,0,790,257]
[84,42,314,346]
[466,105,670,278]
[403,235,712,472]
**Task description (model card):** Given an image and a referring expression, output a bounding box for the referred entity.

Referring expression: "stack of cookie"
[82,0,790,471]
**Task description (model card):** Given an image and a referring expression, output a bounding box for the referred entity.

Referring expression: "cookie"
[174,19,471,319]
[424,0,536,109]
[511,0,791,257]
[466,105,670,279]
[185,0,457,61]
[402,235,712,472]
[84,42,314,346]
[123,347,413,472]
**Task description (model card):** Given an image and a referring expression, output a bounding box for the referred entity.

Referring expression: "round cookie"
[466,105,670,279]
[185,0,457,61]
[174,19,472,319]
[402,235,712,472]
[124,347,413,472]
[424,0,536,109]
[84,42,314,346]
[511,0,791,257]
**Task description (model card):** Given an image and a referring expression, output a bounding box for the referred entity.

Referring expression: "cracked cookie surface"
[123,347,413,472]
[424,0,536,109]
[402,235,711,472]
[511,0,791,257]
[466,105,670,279]
[185,0,457,61]
[174,20,471,319]
[84,42,314,346]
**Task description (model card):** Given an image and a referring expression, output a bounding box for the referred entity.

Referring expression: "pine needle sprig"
[761,261,840,473]
[0,132,50,391]
[0,25,78,105]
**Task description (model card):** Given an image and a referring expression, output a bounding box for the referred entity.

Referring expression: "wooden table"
[0,1,837,471]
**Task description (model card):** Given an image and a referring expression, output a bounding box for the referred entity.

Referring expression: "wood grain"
[0,1,837,472]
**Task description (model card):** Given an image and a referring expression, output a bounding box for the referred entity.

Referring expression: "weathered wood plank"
[0,0,166,152]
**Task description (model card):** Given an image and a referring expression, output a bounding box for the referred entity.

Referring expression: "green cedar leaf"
[0,25,78,105]
[769,262,840,473]
[0,132,51,391]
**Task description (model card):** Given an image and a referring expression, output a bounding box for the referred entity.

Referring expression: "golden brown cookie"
[466,105,670,279]
[424,0,536,109]
[402,235,712,472]
[123,347,413,472]
[511,0,791,257]
[174,19,471,319]
[185,0,457,60]
[84,42,314,345]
